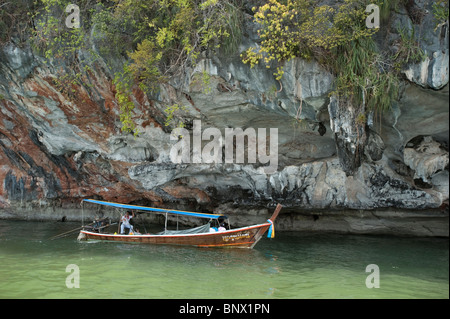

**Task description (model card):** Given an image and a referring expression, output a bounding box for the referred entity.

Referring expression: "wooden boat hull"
[79,222,272,248]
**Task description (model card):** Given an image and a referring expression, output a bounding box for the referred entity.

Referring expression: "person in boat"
[218,223,226,232]
[209,221,218,232]
[93,217,108,233]
[120,210,135,234]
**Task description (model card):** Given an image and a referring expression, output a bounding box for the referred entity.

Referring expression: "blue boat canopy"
[83,199,227,219]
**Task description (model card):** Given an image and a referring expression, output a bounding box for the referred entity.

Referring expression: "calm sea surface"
[0,220,448,299]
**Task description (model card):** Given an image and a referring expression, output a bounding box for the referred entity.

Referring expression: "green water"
[0,220,448,299]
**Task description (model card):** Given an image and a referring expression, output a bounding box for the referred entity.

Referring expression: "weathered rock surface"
[0,2,448,237]
[403,136,449,183]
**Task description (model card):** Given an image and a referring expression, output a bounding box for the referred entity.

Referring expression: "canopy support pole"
[165,212,168,233]
[116,208,121,234]
[81,200,84,227]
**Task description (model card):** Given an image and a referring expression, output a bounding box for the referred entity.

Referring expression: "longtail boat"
[78,199,282,248]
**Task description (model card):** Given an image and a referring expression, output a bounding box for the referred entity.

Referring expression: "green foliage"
[241,0,308,79]
[113,64,139,136]
[378,0,406,23]
[31,0,100,106]
[32,0,95,63]
[432,0,449,31]
[392,25,426,72]
[164,103,187,127]
[128,39,163,93]
[98,0,243,79]
[243,0,405,126]
[0,0,37,45]
[90,2,135,59]
[191,71,212,94]
[241,0,378,80]
[27,0,244,135]
[12,0,432,138]
[333,37,399,114]
[92,0,243,133]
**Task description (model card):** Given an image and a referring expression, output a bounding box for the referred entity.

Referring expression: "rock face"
[403,136,449,183]
[0,2,448,237]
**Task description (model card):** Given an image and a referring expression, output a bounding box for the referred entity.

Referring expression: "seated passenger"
[209,226,218,232]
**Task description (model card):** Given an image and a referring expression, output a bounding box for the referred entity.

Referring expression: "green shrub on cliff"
[28,0,244,135]
[432,0,449,30]
[242,0,402,122]
[241,0,378,78]
[93,0,244,134]
[32,0,98,63]
[25,0,428,136]
[0,0,37,45]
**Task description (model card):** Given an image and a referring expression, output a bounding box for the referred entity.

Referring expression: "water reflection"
[0,220,448,299]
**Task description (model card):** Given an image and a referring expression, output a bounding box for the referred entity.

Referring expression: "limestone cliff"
[0,0,448,236]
